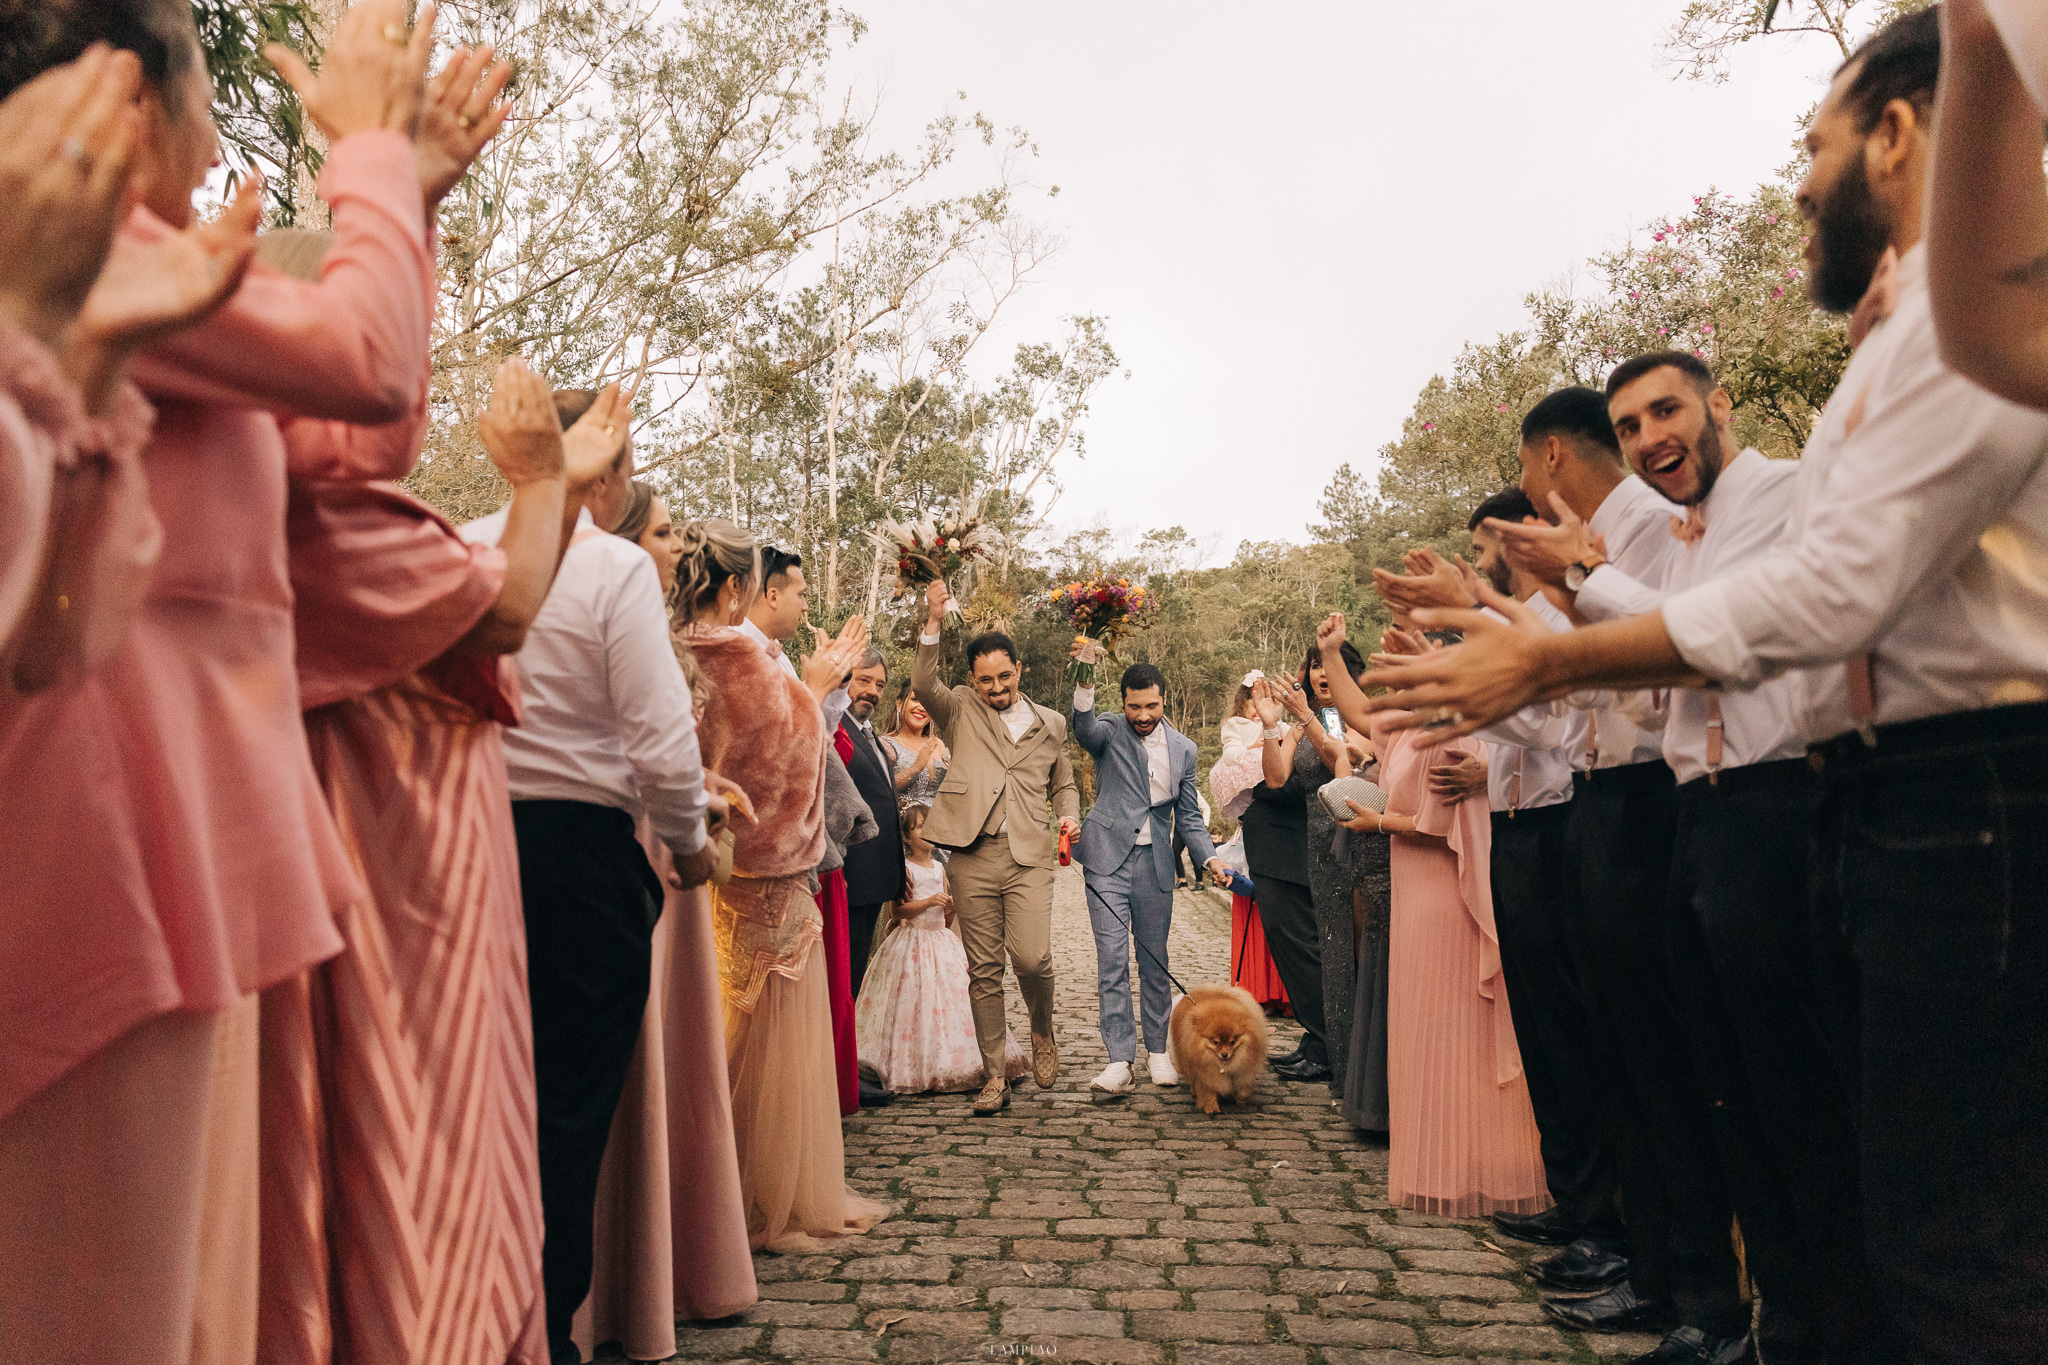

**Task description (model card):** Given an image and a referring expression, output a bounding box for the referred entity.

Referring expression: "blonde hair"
[672,518,760,628]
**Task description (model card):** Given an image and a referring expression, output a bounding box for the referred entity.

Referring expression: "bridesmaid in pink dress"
[1315,619,1549,1217]
[250,45,560,1365]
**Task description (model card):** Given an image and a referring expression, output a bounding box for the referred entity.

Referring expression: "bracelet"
[1261,724,1282,740]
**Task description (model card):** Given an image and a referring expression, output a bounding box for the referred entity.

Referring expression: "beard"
[849,695,876,721]
[1130,716,1161,735]
[1481,554,1512,597]
[1809,152,1893,314]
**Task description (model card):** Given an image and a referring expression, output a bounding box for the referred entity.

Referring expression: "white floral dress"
[853,859,1027,1092]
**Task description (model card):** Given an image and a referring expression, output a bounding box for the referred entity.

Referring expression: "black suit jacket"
[838,717,906,905]
[1239,765,1310,887]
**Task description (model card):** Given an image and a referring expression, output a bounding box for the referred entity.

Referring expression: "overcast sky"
[834,2,1850,562]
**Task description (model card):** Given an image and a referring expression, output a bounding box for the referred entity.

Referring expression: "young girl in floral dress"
[854,805,1027,1094]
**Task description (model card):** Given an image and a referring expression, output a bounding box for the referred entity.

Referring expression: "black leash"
[1084,871,1192,998]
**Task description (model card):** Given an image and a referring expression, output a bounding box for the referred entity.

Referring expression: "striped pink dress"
[265,469,548,1365]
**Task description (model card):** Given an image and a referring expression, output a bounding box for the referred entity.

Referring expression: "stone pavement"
[636,866,1666,1365]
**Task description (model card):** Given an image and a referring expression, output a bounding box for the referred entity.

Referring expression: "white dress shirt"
[746,614,851,733]
[1479,594,1581,811]
[1563,475,1684,768]
[1574,448,1814,783]
[462,507,707,857]
[1662,246,2048,740]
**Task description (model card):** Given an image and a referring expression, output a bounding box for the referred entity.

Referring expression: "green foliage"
[189,0,323,221]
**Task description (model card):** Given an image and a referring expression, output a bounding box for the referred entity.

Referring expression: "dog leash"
[1084,875,1192,998]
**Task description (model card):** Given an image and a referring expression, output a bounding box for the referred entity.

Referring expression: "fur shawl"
[686,625,827,878]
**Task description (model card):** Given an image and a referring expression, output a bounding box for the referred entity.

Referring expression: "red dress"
[1231,894,1292,1014]
[822,725,861,1115]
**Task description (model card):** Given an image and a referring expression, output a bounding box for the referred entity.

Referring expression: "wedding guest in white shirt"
[1528,351,1871,1362]
[462,389,721,1365]
[1461,489,1630,1287]
[1385,388,1740,1345]
[1364,15,2046,1359]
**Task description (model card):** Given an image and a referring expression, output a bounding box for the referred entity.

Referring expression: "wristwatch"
[1563,554,1607,593]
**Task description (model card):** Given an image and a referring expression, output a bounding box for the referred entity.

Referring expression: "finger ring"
[1422,706,1462,729]
[455,113,474,130]
[61,137,90,171]
[384,22,408,44]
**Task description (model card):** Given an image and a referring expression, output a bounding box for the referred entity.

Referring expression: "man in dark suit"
[1237,716,1327,1082]
[838,649,905,990]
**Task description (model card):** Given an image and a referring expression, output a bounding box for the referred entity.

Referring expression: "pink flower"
[1658,327,1670,336]
[1772,286,1785,298]
[1629,289,1642,301]
[1496,404,1509,412]
[1422,421,1435,431]
[1765,214,1779,225]
[1702,323,1714,335]
[1653,231,1666,242]
[1693,349,1705,359]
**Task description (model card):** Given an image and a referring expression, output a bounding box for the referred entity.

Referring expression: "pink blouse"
[0,131,434,1119]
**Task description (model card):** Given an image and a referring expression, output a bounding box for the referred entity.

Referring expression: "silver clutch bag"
[1318,775,1390,822]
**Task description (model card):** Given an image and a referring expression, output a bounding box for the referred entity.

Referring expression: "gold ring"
[455,112,474,130]
[602,425,616,437]
[1422,706,1462,730]
[383,22,407,44]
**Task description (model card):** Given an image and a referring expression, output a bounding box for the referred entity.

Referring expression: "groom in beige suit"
[912,579,1080,1115]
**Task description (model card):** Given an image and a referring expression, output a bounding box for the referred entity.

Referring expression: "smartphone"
[1320,706,1343,739]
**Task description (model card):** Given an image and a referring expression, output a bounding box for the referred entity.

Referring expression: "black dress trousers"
[1566,761,1745,1336]
[511,800,663,1355]
[1489,800,1622,1241]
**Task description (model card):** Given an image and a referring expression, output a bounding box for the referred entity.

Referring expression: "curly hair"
[671,517,759,629]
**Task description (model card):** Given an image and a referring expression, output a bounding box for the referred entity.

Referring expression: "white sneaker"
[1148,1052,1180,1087]
[1089,1061,1136,1094]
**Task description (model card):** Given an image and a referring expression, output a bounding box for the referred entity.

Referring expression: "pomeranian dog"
[1168,986,1269,1114]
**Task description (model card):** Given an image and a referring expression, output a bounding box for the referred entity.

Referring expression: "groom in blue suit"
[1070,656,1227,1095]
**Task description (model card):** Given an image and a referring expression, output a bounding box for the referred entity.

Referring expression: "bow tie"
[1669,504,1707,546]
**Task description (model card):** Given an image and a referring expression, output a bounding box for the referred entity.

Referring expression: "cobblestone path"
[652,866,1665,1365]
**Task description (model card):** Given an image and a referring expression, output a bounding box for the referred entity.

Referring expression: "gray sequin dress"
[1293,736,1392,1124]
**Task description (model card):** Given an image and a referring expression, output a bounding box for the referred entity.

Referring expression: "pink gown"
[574,865,759,1360]
[1372,716,1550,1217]
[0,321,203,1365]
[0,131,428,1364]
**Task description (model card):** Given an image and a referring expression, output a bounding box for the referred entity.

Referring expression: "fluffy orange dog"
[1167,986,1269,1114]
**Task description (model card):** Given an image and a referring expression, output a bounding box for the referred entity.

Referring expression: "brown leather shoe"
[1031,1032,1059,1089]
[971,1075,1010,1116]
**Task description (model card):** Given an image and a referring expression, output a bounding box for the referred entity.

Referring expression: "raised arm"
[912,577,960,736]
[1930,0,2048,409]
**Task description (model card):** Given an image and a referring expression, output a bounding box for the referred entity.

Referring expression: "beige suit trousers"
[947,833,1055,1078]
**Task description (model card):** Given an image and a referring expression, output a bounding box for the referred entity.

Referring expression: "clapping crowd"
[4,4,2048,1365]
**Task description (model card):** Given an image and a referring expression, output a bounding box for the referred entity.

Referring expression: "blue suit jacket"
[1072,698,1218,891]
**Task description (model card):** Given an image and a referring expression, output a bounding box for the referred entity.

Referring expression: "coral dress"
[1372,715,1550,1217]
[855,861,1029,1093]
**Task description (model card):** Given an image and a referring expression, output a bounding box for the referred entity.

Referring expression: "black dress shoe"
[1529,1236,1630,1293]
[1269,1047,1304,1068]
[1629,1325,1755,1365]
[1491,1205,1581,1247]
[1271,1057,1332,1082]
[1540,1280,1677,1334]
[857,1079,896,1108]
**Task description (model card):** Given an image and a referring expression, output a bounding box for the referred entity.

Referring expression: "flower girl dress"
[854,859,1028,1093]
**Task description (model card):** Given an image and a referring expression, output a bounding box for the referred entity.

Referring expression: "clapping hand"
[1274,675,1317,725]
[1487,494,1605,590]
[416,42,515,210]
[0,46,145,346]
[561,382,635,490]
[475,357,563,485]
[1356,588,1560,740]
[267,0,436,143]
[801,614,868,700]
[1248,677,1286,728]
[1372,547,1473,613]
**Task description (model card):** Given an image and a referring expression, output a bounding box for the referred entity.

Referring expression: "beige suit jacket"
[911,635,1079,868]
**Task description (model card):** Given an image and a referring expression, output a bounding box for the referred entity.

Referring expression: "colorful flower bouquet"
[865,514,1000,614]
[1043,576,1159,684]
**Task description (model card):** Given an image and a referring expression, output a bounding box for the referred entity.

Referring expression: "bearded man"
[1068,657,1227,1096]
[912,579,1079,1116]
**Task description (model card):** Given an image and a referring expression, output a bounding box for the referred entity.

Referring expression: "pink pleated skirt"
[1386,838,1550,1217]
